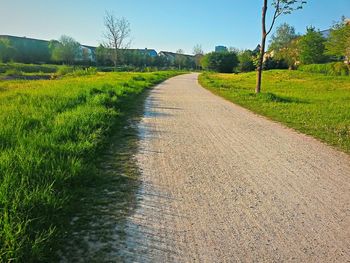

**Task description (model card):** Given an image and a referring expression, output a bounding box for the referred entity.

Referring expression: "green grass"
[0,63,60,74]
[0,71,180,262]
[199,70,350,153]
[298,62,350,76]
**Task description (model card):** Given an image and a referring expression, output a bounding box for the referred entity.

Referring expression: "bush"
[70,67,97,77]
[298,62,349,76]
[238,50,255,72]
[4,68,23,76]
[263,57,288,70]
[56,65,75,76]
[0,63,58,74]
[201,51,239,73]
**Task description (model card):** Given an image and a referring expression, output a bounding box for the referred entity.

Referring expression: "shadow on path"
[57,90,150,262]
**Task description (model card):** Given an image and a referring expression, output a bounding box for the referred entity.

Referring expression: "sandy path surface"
[120,73,350,262]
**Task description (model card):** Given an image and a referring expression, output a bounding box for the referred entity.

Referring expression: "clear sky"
[1,0,349,54]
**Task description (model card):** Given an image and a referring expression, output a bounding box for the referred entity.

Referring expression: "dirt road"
[121,73,350,262]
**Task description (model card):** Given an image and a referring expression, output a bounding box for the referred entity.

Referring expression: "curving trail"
[121,73,350,262]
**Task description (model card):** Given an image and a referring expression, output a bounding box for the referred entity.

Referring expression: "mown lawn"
[199,70,350,153]
[0,71,180,262]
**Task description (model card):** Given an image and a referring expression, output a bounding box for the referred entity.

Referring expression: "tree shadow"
[251,92,309,104]
[56,89,153,262]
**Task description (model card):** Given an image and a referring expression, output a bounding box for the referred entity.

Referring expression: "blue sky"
[1,0,349,54]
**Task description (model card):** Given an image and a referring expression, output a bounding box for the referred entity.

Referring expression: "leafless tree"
[193,44,204,70]
[256,0,306,93]
[103,11,131,67]
[193,44,204,56]
[176,49,184,54]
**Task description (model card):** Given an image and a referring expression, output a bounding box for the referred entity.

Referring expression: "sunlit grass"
[0,71,180,262]
[199,70,350,153]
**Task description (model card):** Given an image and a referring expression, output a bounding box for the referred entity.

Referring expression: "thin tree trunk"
[256,0,268,94]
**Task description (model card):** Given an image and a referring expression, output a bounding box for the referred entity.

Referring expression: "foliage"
[96,44,113,66]
[268,23,299,68]
[0,38,17,63]
[199,70,350,153]
[201,51,238,73]
[298,62,349,76]
[325,19,350,64]
[237,50,256,72]
[4,68,23,76]
[0,71,180,262]
[274,38,300,69]
[298,27,327,64]
[263,56,288,70]
[51,35,81,64]
[0,63,59,74]
[255,0,306,93]
[0,36,51,64]
[193,44,204,55]
[269,23,298,51]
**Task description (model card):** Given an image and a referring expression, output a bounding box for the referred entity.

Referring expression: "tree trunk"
[256,0,268,94]
[112,48,118,67]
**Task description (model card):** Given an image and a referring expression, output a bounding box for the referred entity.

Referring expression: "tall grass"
[199,70,350,153]
[0,71,180,262]
[298,62,350,76]
[0,63,60,74]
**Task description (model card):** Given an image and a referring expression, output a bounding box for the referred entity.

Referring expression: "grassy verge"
[298,62,350,76]
[57,80,150,261]
[0,71,181,262]
[199,70,350,153]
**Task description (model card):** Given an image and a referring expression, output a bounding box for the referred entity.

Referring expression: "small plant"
[56,65,75,76]
[4,68,23,76]
[70,67,97,76]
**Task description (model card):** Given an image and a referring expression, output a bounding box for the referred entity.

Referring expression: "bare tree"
[174,49,186,69]
[193,44,204,56]
[176,49,184,54]
[193,44,204,70]
[103,11,131,67]
[256,0,306,93]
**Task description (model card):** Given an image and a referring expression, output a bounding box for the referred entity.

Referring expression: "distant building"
[0,35,52,63]
[78,45,96,62]
[253,44,261,54]
[159,51,196,68]
[215,45,228,52]
[159,51,194,61]
[320,29,331,38]
[320,18,350,38]
[0,35,97,63]
[127,48,157,57]
[158,51,176,63]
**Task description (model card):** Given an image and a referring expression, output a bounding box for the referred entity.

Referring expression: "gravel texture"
[121,73,350,262]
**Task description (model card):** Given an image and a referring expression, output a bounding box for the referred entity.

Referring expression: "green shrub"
[201,52,239,73]
[0,63,58,74]
[56,65,75,76]
[333,62,349,76]
[70,67,97,76]
[238,50,256,72]
[298,62,349,76]
[4,68,23,76]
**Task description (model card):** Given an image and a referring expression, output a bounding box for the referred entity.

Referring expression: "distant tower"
[215,45,228,52]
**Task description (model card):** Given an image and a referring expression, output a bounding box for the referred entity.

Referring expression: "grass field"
[0,71,180,262]
[199,70,350,154]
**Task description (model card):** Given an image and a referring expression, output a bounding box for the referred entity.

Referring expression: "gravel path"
[122,73,350,262]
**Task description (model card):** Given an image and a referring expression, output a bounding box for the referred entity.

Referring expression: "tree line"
[199,16,350,75]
